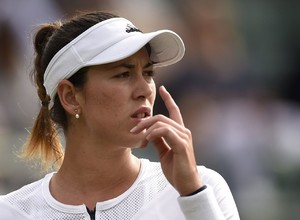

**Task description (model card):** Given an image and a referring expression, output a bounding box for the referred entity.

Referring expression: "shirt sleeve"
[177,167,240,220]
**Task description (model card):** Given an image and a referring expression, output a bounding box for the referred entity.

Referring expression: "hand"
[130,86,203,196]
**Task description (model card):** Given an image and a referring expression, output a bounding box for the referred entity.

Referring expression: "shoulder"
[197,165,228,186]
[0,199,31,219]
[0,177,43,203]
[198,165,235,194]
[0,173,52,218]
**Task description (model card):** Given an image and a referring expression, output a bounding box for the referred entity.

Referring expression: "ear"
[57,79,81,115]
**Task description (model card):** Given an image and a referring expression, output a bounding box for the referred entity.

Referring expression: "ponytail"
[22,23,64,171]
[24,98,64,171]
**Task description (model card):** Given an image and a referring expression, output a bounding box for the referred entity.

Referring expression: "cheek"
[151,83,157,104]
[86,88,125,116]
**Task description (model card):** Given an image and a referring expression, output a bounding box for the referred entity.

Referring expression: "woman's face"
[76,48,156,148]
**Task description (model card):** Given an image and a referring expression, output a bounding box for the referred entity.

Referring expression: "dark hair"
[24,11,119,171]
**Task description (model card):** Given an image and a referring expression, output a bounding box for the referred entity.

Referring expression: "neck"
[50,137,141,209]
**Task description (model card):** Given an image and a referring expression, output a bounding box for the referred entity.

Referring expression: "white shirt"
[0,159,239,219]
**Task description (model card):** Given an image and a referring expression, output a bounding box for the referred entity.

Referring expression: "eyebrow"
[118,62,153,69]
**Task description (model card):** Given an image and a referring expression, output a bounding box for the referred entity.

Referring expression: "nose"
[133,73,155,100]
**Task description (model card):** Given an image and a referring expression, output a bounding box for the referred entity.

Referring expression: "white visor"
[44,17,185,99]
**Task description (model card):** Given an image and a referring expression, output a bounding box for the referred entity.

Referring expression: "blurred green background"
[1,0,300,219]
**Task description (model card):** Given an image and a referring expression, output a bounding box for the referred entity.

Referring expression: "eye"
[144,70,155,78]
[115,72,130,78]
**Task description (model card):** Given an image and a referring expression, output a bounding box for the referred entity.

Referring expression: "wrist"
[182,185,207,197]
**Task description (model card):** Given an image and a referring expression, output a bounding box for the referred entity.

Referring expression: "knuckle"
[156,121,164,127]
[156,114,165,120]
[185,129,192,138]
[164,127,172,135]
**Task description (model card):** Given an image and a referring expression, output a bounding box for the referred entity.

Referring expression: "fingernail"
[146,134,150,141]
[161,85,168,93]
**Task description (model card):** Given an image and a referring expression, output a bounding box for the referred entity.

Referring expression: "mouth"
[131,107,151,119]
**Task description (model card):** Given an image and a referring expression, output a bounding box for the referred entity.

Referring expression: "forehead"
[91,47,152,71]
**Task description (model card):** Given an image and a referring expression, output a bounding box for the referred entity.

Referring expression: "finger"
[139,138,149,148]
[159,86,184,126]
[130,114,185,134]
[144,121,187,140]
[150,137,170,159]
[146,126,187,153]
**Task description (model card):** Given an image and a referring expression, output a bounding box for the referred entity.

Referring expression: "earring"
[75,109,80,119]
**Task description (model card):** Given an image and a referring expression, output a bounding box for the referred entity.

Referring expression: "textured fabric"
[0,159,240,219]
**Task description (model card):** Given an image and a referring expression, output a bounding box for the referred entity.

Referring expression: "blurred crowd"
[0,0,299,219]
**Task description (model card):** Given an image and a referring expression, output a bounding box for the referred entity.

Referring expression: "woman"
[0,11,239,219]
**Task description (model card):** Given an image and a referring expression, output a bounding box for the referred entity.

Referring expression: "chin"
[130,137,148,148]
[128,133,148,149]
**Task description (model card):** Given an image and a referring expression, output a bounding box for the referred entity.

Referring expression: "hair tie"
[41,95,51,108]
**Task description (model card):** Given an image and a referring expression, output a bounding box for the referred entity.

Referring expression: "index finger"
[159,85,184,126]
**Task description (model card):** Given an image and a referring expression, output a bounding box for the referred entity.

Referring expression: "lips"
[131,107,151,119]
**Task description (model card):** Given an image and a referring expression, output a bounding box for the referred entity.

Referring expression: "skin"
[50,48,203,210]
